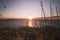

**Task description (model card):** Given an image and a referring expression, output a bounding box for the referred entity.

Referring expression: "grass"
[0,26,60,40]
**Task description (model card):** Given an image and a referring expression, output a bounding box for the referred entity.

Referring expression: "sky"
[0,0,60,18]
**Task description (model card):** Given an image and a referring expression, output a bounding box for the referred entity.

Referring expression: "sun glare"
[28,16,33,27]
[28,15,33,20]
[29,16,32,20]
[27,13,33,27]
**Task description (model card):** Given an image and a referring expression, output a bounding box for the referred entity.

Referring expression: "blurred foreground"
[0,26,60,40]
[0,19,60,40]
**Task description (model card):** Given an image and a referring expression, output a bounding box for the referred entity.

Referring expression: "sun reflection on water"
[29,20,33,27]
[28,15,34,27]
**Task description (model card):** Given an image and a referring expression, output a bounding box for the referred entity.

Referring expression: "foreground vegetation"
[0,26,60,40]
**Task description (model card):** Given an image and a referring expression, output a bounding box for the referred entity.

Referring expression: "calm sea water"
[0,19,60,28]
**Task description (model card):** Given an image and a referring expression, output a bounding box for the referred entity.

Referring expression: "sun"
[29,16,32,20]
[27,13,33,20]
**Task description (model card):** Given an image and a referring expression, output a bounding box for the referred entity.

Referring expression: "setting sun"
[28,13,33,20]
[29,16,32,20]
